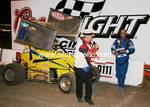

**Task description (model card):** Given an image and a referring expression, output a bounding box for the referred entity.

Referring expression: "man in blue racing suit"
[111,30,135,95]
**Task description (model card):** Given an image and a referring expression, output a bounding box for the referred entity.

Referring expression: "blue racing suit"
[111,38,135,88]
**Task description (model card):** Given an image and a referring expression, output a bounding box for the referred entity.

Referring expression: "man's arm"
[111,39,118,56]
[79,45,88,55]
[126,40,135,55]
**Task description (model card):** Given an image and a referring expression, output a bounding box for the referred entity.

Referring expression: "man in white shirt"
[74,33,99,105]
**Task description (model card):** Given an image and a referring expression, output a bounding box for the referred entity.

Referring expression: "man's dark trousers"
[75,67,92,101]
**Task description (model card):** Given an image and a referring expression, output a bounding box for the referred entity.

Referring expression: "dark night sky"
[0,0,11,24]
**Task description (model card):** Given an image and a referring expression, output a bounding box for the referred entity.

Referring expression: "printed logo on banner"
[81,15,150,39]
[14,7,46,32]
[55,0,106,18]
[97,63,114,78]
[53,37,77,54]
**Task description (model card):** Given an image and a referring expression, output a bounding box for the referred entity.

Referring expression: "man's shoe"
[77,98,83,103]
[85,100,95,105]
[119,87,125,95]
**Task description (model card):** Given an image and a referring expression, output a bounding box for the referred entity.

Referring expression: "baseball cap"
[79,33,95,37]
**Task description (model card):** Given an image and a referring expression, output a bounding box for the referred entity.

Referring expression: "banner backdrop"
[11,0,150,86]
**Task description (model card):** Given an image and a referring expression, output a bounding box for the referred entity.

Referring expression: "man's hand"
[122,49,126,53]
[113,50,118,56]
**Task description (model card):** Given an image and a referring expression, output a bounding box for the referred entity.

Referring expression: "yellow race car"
[2,46,76,93]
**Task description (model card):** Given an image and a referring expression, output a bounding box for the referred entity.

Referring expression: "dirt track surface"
[0,69,150,107]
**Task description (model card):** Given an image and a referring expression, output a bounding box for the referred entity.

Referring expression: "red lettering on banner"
[14,7,46,32]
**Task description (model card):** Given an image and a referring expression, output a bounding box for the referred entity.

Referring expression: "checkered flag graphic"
[55,0,106,18]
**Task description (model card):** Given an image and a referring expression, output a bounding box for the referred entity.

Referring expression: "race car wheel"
[58,73,76,94]
[2,62,26,85]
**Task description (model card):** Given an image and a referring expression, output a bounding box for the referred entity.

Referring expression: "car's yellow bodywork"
[21,46,74,82]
